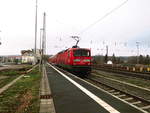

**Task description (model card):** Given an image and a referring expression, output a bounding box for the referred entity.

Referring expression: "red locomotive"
[48,47,92,74]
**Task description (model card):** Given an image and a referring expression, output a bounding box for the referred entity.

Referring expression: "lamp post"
[34,0,38,55]
[33,0,38,65]
[39,28,43,71]
[40,28,43,64]
[42,12,46,64]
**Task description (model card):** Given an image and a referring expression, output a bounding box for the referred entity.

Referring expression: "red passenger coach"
[49,48,92,74]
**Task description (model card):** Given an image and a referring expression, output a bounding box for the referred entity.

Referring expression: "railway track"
[86,75,150,113]
[0,64,40,113]
[93,67,150,80]
[0,65,37,94]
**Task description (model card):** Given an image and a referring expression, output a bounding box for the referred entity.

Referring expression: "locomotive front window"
[73,50,90,57]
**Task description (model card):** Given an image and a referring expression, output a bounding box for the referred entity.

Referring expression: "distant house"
[21,50,35,64]
[8,56,22,64]
[21,49,41,64]
[0,55,21,64]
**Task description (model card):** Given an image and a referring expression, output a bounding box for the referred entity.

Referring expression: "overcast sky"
[0,0,150,56]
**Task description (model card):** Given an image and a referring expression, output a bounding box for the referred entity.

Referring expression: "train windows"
[73,49,90,57]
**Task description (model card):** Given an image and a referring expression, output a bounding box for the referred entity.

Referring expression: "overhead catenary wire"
[52,0,129,52]
[52,0,128,47]
[79,0,128,35]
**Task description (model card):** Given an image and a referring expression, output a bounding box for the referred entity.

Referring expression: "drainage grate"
[40,94,52,99]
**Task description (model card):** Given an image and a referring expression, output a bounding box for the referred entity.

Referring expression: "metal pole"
[44,13,46,55]
[106,45,108,56]
[39,28,43,71]
[40,28,43,52]
[105,45,108,63]
[33,0,38,65]
[34,0,38,55]
[136,42,139,64]
[42,12,46,63]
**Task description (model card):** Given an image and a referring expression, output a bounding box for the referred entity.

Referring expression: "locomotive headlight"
[83,59,90,62]
[74,59,81,62]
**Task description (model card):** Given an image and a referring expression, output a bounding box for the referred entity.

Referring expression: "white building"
[21,50,35,64]
[21,49,41,64]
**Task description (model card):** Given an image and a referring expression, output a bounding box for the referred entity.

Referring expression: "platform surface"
[46,64,144,113]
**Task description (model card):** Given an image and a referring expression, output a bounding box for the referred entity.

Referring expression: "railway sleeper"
[141,105,150,110]
[111,92,120,95]
[117,94,126,98]
[123,97,133,101]
[131,101,142,105]
[108,89,115,93]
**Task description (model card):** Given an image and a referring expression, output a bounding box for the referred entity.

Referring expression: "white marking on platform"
[48,63,120,113]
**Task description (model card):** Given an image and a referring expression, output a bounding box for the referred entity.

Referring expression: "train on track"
[48,47,92,74]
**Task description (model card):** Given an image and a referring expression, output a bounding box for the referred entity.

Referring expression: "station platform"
[46,64,144,113]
